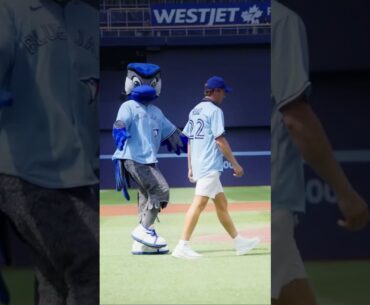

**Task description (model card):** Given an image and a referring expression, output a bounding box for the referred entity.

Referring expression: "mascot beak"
[130,85,157,103]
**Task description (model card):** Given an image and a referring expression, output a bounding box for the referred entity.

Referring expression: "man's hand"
[188,168,195,183]
[233,163,244,177]
[337,190,369,231]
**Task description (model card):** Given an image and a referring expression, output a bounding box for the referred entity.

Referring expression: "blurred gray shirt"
[0,0,99,188]
[271,0,311,212]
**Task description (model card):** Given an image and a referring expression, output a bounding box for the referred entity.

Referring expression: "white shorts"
[271,209,307,299]
[195,171,223,199]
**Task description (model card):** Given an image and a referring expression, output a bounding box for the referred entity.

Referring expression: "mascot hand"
[112,120,131,151]
[161,129,187,155]
[180,133,188,153]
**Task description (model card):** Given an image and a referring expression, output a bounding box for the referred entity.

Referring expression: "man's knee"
[215,202,228,213]
[194,196,208,211]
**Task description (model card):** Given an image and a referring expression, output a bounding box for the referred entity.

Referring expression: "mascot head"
[124,63,162,104]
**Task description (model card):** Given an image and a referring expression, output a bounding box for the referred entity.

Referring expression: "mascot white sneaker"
[131,240,169,255]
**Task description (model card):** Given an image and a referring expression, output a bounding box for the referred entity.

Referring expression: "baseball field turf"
[2,261,369,305]
[100,186,271,305]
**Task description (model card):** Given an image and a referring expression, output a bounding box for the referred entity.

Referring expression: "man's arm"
[215,136,244,177]
[187,141,194,182]
[280,96,369,230]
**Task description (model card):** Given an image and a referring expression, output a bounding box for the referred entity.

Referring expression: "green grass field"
[305,261,370,305]
[100,187,271,305]
[3,261,369,305]
[1,268,34,305]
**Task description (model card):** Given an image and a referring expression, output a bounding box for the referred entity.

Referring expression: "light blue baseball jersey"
[0,0,99,188]
[271,0,311,212]
[183,99,225,181]
[112,99,177,164]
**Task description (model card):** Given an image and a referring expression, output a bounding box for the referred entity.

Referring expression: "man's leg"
[173,172,218,259]
[0,174,67,305]
[272,279,318,305]
[63,187,99,305]
[181,195,209,241]
[213,192,259,255]
[172,195,208,259]
[213,192,237,238]
[0,174,99,305]
[271,209,318,305]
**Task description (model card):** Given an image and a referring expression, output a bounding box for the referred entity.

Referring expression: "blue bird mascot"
[112,63,187,255]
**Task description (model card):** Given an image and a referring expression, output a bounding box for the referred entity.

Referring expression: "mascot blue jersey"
[112,99,176,164]
[0,0,99,188]
[183,100,225,181]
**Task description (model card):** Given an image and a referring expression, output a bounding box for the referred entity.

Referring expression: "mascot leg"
[123,160,170,253]
[137,191,159,228]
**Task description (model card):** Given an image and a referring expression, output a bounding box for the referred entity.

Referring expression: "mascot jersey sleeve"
[271,0,311,213]
[112,100,176,164]
[0,0,99,188]
[183,100,224,181]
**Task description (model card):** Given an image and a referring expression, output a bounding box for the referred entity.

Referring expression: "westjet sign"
[150,2,271,26]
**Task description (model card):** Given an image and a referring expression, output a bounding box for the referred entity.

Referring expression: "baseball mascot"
[112,63,186,255]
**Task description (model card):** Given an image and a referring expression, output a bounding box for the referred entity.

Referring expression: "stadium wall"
[100,45,271,189]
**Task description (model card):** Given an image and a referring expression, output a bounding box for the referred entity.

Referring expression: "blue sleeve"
[161,115,176,141]
[211,108,225,138]
[116,102,132,128]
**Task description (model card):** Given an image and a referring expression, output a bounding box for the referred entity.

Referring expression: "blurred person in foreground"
[271,1,369,304]
[0,0,99,304]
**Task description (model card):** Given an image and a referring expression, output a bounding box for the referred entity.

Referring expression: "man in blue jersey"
[172,76,260,259]
[0,0,99,304]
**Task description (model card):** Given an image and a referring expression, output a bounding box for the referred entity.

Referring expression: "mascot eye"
[132,76,141,87]
[150,78,158,88]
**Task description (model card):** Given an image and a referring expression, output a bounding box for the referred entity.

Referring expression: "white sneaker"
[131,241,169,255]
[131,224,167,248]
[172,243,202,259]
[235,236,260,256]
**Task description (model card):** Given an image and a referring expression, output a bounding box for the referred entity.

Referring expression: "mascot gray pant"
[123,160,169,227]
[0,174,99,305]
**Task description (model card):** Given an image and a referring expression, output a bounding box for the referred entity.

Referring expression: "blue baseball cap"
[205,76,232,93]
